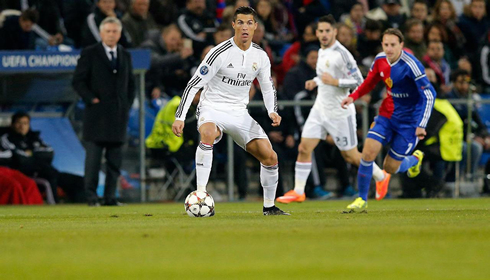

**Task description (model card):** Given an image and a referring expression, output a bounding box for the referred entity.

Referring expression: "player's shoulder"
[332,42,354,60]
[252,42,265,53]
[204,39,234,66]
[374,52,387,62]
[400,51,424,75]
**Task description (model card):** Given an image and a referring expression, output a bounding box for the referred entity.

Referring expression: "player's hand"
[415,127,426,140]
[269,112,281,127]
[172,120,185,137]
[341,97,353,109]
[321,72,338,86]
[305,80,317,91]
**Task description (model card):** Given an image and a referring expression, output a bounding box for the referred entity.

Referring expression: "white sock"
[260,163,278,207]
[372,162,385,182]
[294,161,311,195]
[196,142,213,191]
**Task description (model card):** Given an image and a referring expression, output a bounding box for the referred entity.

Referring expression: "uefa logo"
[200,65,209,75]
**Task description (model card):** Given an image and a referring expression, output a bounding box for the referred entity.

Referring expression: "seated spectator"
[357,19,383,68]
[213,24,233,45]
[0,112,85,203]
[404,18,426,60]
[447,69,487,180]
[81,0,132,48]
[423,40,451,94]
[255,0,291,45]
[336,23,362,63]
[283,45,318,100]
[177,0,218,57]
[410,0,429,25]
[3,0,70,49]
[122,0,158,47]
[432,0,465,59]
[148,0,179,27]
[222,0,250,25]
[479,30,490,93]
[63,0,94,48]
[280,23,318,80]
[0,9,38,50]
[292,0,328,38]
[457,0,490,67]
[0,166,43,205]
[366,0,407,31]
[340,2,366,46]
[424,22,457,68]
[331,0,363,22]
[141,24,194,100]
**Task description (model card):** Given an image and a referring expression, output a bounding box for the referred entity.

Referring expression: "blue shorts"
[366,116,419,161]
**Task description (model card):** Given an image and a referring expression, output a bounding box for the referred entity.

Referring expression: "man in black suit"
[72,17,135,206]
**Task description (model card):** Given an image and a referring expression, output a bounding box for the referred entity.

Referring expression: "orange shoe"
[375,170,391,201]
[276,190,306,204]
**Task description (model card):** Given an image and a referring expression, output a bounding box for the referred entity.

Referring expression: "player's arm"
[413,62,436,137]
[341,60,381,108]
[337,53,364,89]
[257,57,281,127]
[172,49,222,136]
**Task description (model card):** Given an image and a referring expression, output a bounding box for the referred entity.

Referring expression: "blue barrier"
[0,49,150,73]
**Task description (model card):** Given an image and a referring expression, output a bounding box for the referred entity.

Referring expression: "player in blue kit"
[341,28,436,212]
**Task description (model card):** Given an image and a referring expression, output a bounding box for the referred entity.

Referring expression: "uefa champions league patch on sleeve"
[200,66,209,75]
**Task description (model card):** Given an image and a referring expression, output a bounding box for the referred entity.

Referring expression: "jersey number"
[335,137,348,147]
[405,143,413,154]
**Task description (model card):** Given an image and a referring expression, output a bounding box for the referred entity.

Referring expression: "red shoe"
[276,190,306,204]
[375,170,391,201]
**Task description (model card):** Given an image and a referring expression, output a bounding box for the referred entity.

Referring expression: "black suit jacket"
[72,43,136,143]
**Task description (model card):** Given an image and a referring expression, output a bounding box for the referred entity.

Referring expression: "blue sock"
[396,155,419,173]
[358,159,373,201]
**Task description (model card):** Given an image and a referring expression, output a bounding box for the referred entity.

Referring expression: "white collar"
[102,43,117,56]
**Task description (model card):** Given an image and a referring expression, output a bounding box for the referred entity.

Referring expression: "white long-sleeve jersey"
[175,38,277,121]
[312,40,363,118]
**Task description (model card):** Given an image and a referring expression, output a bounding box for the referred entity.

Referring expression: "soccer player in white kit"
[172,6,289,215]
[276,15,391,204]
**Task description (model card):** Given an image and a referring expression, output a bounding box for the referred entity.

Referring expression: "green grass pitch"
[1,198,489,279]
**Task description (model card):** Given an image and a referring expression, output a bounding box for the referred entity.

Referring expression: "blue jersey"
[350,51,436,128]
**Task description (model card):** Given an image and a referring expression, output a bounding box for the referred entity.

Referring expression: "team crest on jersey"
[325,60,330,68]
[200,66,209,75]
[380,72,384,77]
[385,77,393,88]
[252,62,258,71]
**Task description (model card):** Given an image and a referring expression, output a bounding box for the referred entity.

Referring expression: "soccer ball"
[184,190,215,217]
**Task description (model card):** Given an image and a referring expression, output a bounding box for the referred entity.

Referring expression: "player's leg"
[346,116,392,212]
[196,122,221,192]
[246,138,289,215]
[276,137,320,203]
[384,126,423,177]
[277,109,325,203]
[341,147,391,200]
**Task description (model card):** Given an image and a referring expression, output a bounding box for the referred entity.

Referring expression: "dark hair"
[11,111,30,125]
[404,18,423,32]
[427,40,443,47]
[233,6,258,22]
[365,19,383,31]
[412,0,428,7]
[317,15,336,27]
[450,69,469,82]
[383,28,404,43]
[20,9,39,24]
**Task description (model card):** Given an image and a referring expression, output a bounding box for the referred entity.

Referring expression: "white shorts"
[196,107,269,150]
[301,108,358,151]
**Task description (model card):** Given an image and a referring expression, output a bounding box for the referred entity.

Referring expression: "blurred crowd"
[1,0,490,201]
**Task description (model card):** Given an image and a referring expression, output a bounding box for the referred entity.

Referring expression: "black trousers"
[84,141,123,203]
